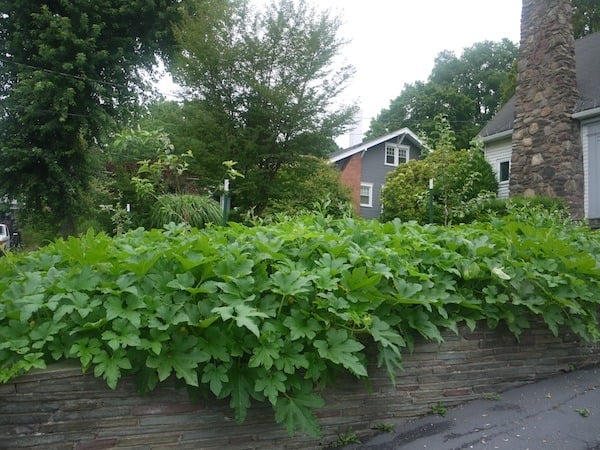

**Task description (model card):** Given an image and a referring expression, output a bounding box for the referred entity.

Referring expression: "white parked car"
[0,224,10,249]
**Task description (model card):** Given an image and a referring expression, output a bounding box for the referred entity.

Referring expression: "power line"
[0,55,129,90]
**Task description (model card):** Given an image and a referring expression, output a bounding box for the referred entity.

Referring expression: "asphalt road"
[344,364,600,450]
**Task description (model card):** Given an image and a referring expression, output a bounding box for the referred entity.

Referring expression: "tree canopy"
[172,0,356,215]
[573,0,600,38]
[0,0,181,232]
[366,39,518,149]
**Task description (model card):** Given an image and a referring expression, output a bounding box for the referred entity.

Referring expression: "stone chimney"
[510,0,584,218]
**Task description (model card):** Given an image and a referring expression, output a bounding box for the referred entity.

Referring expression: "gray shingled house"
[330,128,425,219]
[480,31,600,220]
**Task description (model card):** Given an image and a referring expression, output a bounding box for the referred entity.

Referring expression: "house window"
[360,183,373,207]
[499,160,510,182]
[385,143,409,166]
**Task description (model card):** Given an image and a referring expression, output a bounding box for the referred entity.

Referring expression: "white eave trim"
[329,127,423,163]
[480,129,513,144]
[572,107,600,121]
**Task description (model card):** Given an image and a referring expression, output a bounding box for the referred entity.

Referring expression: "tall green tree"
[0,0,181,233]
[367,81,477,149]
[367,39,518,149]
[572,0,600,38]
[172,0,356,215]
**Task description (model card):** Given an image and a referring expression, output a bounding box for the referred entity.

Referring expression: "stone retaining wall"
[1,322,599,449]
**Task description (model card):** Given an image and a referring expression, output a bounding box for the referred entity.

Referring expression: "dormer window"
[385,143,409,166]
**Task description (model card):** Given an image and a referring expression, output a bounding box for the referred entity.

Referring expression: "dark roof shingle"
[480,31,600,139]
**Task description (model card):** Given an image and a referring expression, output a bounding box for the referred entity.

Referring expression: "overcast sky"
[159,1,523,147]
[324,0,523,146]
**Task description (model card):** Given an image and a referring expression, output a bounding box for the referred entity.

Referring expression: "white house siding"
[483,137,512,199]
[583,119,600,219]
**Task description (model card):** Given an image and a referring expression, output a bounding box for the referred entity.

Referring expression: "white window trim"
[384,143,410,167]
[360,182,373,207]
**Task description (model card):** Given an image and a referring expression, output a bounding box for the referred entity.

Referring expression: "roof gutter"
[479,129,513,144]
[572,107,600,120]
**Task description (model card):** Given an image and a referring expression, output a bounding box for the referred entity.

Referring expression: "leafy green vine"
[0,210,599,437]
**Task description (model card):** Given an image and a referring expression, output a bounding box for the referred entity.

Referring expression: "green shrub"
[461,196,570,224]
[381,147,498,224]
[259,155,353,219]
[0,212,598,437]
[380,158,434,223]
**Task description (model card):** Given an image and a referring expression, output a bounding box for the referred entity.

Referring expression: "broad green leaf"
[340,267,381,294]
[51,295,76,321]
[4,272,43,301]
[248,339,281,370]
[155,304,190,327]
[0,320,31,352]
[377,345,404,385]
[461,261,481,280]
[274,383,324,437]
[274,342,309,374]
[483,285,510,305]
[313,268,339,291]
[175,250,218,271]
[105,296,142,328]
[196,316,219,329]
[315,253,351,274]
[198,329,231,362]
[393,278,424,300]
[542,304,565,337]
[213,255,254,280]
[220,365,254,424]
[57,265,101,292]
[30,321,67,350]
[69,338,103,368]
[166,272,196,291]
[122,250,161,275]
[283,311,321,341]
[101,320,141,351]
[138,328,171,356]
[407,309,443,343]
[146,335,208,387]
[369,317,405,355]
[212,304,268,338]
[201,363,230,396]
[270,270,315,297]
[313,329,367,377]
[255,370,287,405]
[93,349,132,389]
[63,292,96,319]
[16,294,46,322]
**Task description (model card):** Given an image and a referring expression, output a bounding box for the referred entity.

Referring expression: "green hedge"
[1,211,599,437]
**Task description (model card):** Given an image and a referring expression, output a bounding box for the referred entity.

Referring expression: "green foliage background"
[0,0,181,233]
[381,119,498,225]
[172,0,356,215]
[1,211,599,437]
[367,39,518,149]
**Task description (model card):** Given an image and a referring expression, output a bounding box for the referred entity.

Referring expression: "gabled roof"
[480,31,600,142]
[329,127,424,163]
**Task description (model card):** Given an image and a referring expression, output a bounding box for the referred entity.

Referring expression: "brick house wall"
[339,153,362,215]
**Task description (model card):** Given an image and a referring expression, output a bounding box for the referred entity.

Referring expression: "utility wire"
[0,55,130,90]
